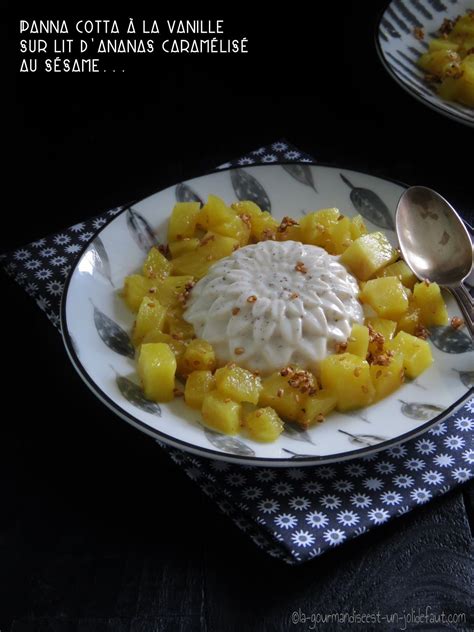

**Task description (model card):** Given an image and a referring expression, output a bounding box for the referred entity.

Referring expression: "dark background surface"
[2,1,474,631]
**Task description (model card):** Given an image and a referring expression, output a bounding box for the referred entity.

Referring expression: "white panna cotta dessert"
[184,240,363,375]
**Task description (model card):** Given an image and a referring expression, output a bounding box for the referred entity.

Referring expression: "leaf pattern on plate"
[281,448,320,459]
[429,326,474,354]
[282,164,318,193]
[339,173,395,230]
[175,182,203,205]
[93,304,135,358]
[399,400,445,420]
[337,430,387,447]
[452,369,474,388]
[203,427,255,456]
[282,421,316,444]
[116,376,162,416]
[126,207,158,253]
[230,169,271,212]
[90,237,114,286]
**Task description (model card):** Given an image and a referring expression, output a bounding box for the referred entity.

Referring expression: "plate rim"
[60,161,474,466]
[374,0,474,128]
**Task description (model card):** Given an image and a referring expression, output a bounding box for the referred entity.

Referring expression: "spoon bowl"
[396,186,473,336]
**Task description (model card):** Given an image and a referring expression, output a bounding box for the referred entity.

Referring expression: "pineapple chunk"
[137,342,176,402]
[429,38,459,53]
[215,364,262,404]
[196,194,234,230]
[165,309,195,340]
[346,323,369,358]
[370,353,404,402]
[142,247,171,281]
[171,233,239,278]
[140,331,187,373]
[376,260,417,290]
[201,391,242,434]
[168,202,201,242]
[418,49,462,78]
[299,208,340,250]
[259,372,303,420]
[168,238,200,258]
[366,317,397,354]
[181,338,216,374]
[153,275,194,308]
[386,331,433,379]
[456,56,474,107]
[350,215,368,240]
[232,201,279,241]
[122,274,155,312]
[245,407,284,442]
[277,221,303,242]
[340,232,398,281]
[396,300,421,335]
[320,353,375,412]
[132,296,167,345]
[413,281,448,327]
[360,277,409,320]
[327,216,353,254]
[184,370,215,409]
[297,390,337,427]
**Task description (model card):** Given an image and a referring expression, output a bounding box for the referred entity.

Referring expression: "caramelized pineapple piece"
[346,323,369,358]
[196,194,234,230]
[370,353,404,402]
[365,317,397,354]
[140,331,187,373]
[413,281,449,327]
[168,238,200,258]
[245,407,284,442]
[171,233,239,278]
[259,372,304,420]
[320,353,375,412]
[299,208,340,250]
[184,370,215,409]
[165,310,195,340]
[153,275,194,308]
[232,201,279,241]
[142,247,172,281]
[340,232,398,281]
[132,296,167,345]
[215,364,262,404]
[327,216,353,254]
[418,49,462,78]
[137,342,176,402]
[201,391,242,434]
[360,276,409,320]
[297,390,337,427]
[168,202,201,242]
[350,215,368,240]
[122,274,155,312]
[396,300,421,335]
[376,260,417,290]
[386,331,433,379]
[181,338,216,374]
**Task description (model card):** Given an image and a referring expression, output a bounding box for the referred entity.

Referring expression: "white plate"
[376,0,474,127]
[61,164,474,466]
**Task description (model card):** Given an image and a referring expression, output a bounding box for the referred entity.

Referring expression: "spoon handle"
[450,286,474,339]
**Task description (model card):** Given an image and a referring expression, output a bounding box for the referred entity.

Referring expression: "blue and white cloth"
[2,141,473,564]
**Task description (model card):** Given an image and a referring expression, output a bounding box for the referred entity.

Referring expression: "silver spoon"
[396,186,474,338]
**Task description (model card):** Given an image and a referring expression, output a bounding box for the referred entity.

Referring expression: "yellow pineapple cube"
[122,274,155,312]
[168,202,201,242]
[413,281,448,327]
[370,353,404,402]
[376,260,417,290]
[418,49,462,78]
[165,310,195,340]
[360,277,409,320]
[196,194,234,230]
[168,238,200,258]
[366,317,397,354]
[297,390,337,427]
[259,372,303,420]
[386,331,433,379]
[327,216,353,254]
[140,331,187,373]
[340,232,398,281]
[184,370,215,409]
[320,353,375,411]
[132,296,167,345]
[245,407,284,442]
[396,301,421,335]
[153,275,194,308]
[171,233,239,278]
[299,208,340,249]
[232,201,279,241]
[142,247,171,281]
[201,391,242,434]
[215,364,262,404]
[350,215,368,240]
[137,342,176,402]
[346,323,369,358]
[277,221,303,242]
[181,339,216,374]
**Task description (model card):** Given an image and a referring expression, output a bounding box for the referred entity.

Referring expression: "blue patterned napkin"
[2,141,473,564]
